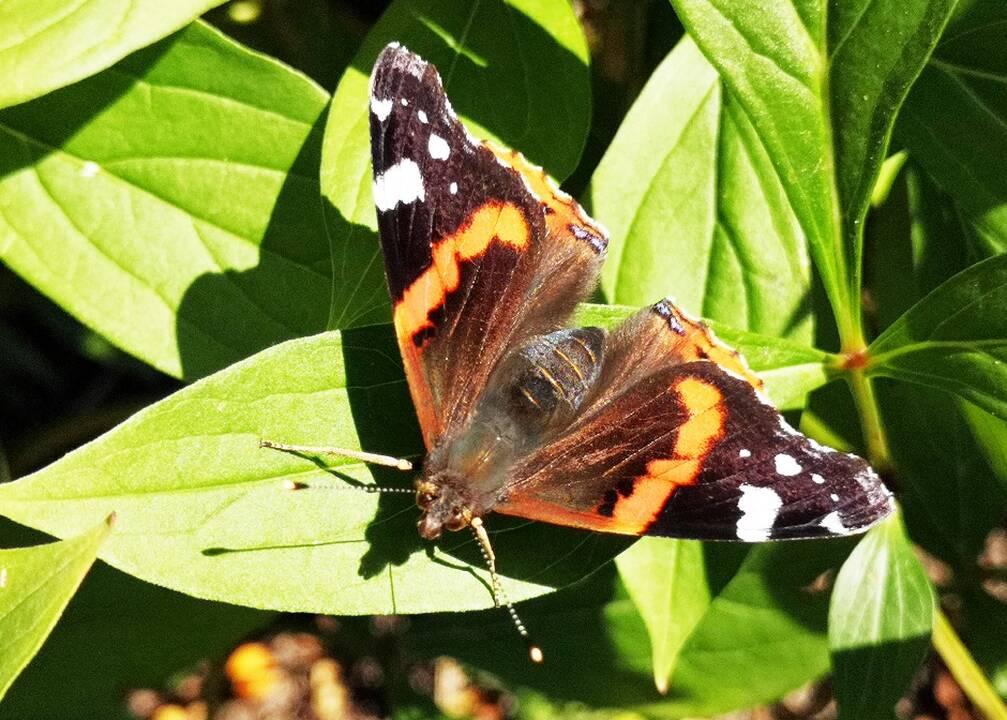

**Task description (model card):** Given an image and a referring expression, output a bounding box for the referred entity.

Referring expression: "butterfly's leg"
[258,440,413,471]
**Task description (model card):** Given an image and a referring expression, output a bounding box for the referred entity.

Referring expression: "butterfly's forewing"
[369,44,607,448]
[496,301,895,540]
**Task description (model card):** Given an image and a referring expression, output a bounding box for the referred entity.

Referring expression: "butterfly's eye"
[417,492,436,508]
[445,509,468,531]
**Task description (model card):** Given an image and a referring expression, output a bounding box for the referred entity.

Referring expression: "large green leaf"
[668,0,956,341]
[0,1,228,109]
[320,0,590,327]
[589,37,811,343]
[0,517,110,701]
[0,21,331,380]
[0,325,629,615]
[829,515,935,720]
[898,1,1007,253]
[867,254,1007,419]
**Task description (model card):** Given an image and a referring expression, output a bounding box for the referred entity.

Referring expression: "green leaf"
[897,2,1007,252]
[0,1,228,109]
[829,514,935,720]
[320,0,590,327]
[574,303,833,410]
[961,399,1007,495]
[588,37,811,344]
[880,382,1007,566]
[828,0,955,256]
[867,254,1007,419]
[615,539,712,694]
[0,21,331,380]
[0,516,111,701]
[667,0,956,341]
[664,541,841,716]
[0,558,270,720]
[0,325,628,615]
[864,159,971,334]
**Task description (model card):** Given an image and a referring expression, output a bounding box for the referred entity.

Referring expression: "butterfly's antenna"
[259,440,413,471]
[470,517,544,664]
[280,479,414,495]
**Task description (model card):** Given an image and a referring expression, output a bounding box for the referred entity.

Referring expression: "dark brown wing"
[496,301,894,541]
[369,43,607,448]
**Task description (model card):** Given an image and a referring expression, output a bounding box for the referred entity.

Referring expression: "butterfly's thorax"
[417,328,606,538]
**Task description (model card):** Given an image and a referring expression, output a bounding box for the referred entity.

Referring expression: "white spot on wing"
[418,110,428,124]
[449,181,458,194]
[774,453,802,476]
[739,448,752,458]
[830,493,839,502]
[370,96,393,122]
[428,133,450,160]
[812,473,826,485]
[400,98,409,106]
[820,511,848,535]
[373,159,425,211]
[736,484,782,542]
[777,415,801,437]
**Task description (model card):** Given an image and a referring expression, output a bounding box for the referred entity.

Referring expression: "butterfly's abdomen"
[495,327,606,434]
[424,327,607,513]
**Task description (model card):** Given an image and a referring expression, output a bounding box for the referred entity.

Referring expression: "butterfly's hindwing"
[496,303,894,541]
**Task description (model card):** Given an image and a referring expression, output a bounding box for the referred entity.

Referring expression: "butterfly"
[363,41,893,549]
[264,43,893,656]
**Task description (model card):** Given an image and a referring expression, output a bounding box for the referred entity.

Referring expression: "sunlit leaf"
[589,37,811,344]
[615,539,712,694]
[0,22,331,380]
[667,0,955,338]
[0,1,227,108]
[0,327,628,615]
[868,255,1007,419]
[0,517,110,700]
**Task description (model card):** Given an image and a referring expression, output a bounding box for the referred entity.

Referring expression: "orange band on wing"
[393,201,530,344]
[604,376,726,533]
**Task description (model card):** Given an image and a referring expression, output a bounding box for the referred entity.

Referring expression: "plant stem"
[846,369,893,473]
[933,609,1007,720]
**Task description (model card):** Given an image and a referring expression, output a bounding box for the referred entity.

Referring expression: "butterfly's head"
[415,477,473,540]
